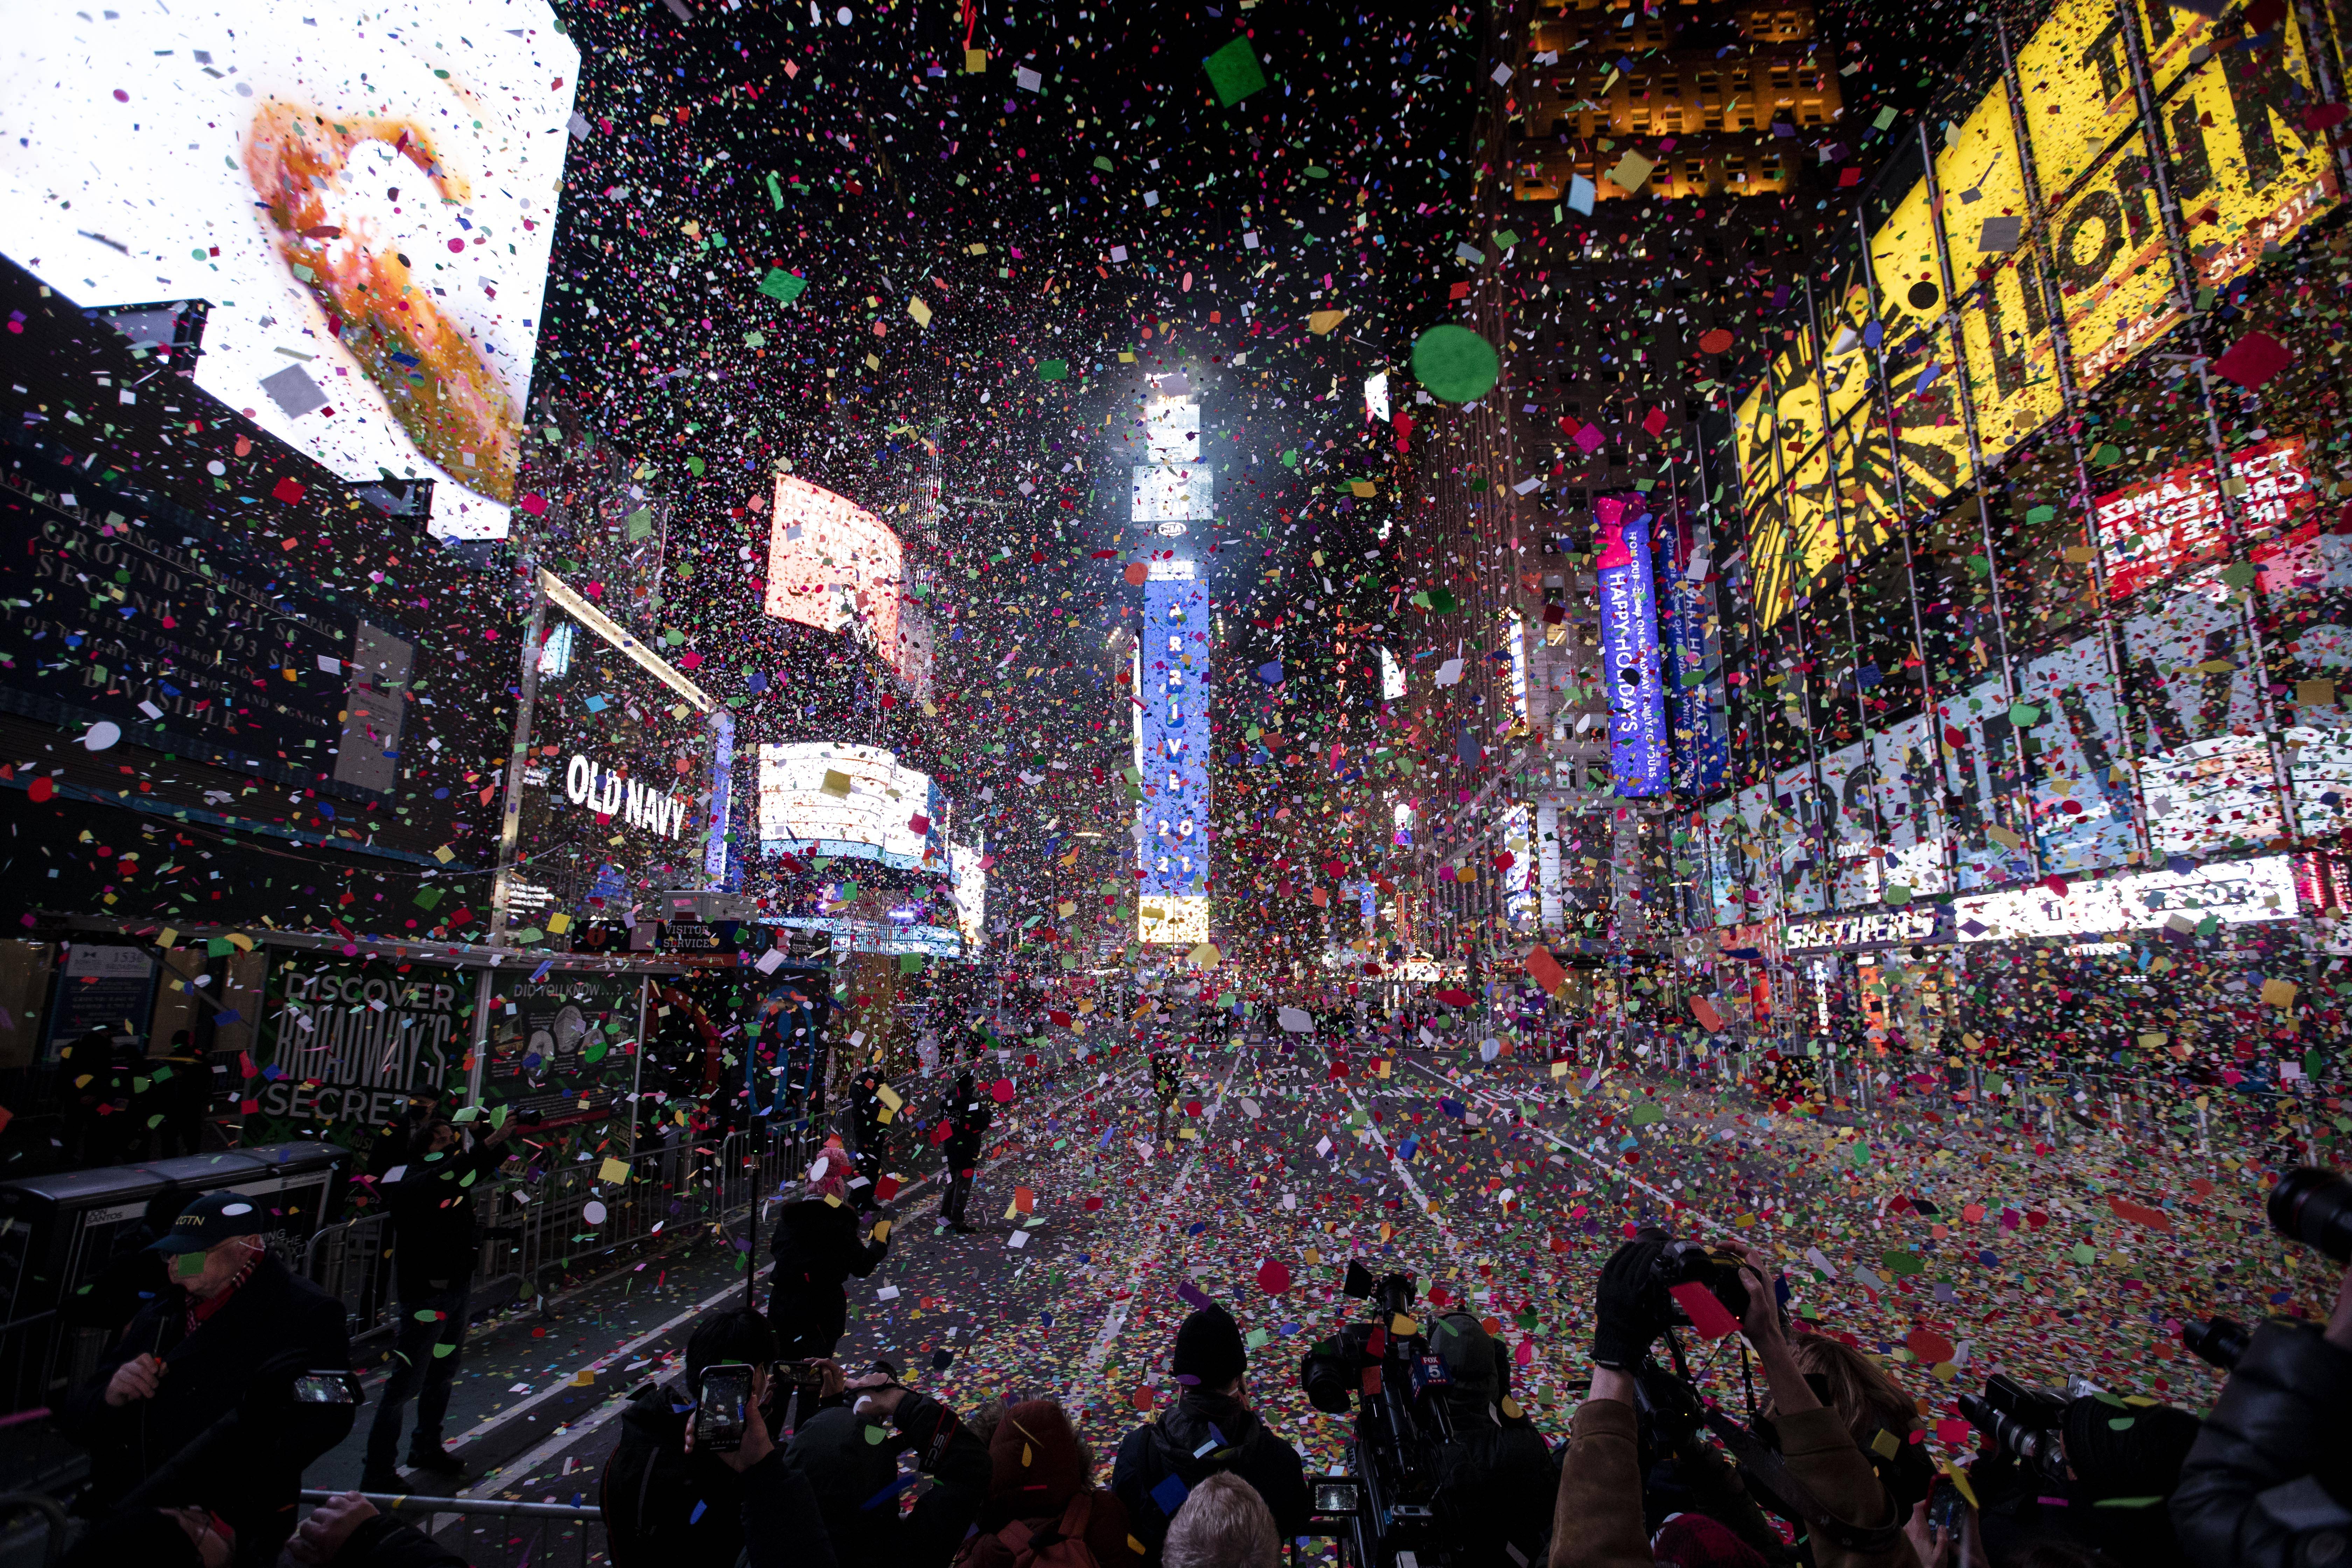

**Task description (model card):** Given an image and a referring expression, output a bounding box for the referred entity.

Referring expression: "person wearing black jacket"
[363,1088,443,1182]
[1420,1310,1556,1567]
[939,1069,993,1233]
[1112,1305,1310,1565]
[785,1369,988,1567]
[766,1144,889,1358]
[2172,1265,2352,1568]
[603,1307,796,1568]
[362,1112,515,1491]
[60,1190,352,1566]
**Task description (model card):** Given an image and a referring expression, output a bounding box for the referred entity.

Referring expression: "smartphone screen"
[697,1364,750,1454]
[292,1373,354,1405]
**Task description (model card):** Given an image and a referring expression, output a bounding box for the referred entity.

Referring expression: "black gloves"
[1592,1232,1670,1370]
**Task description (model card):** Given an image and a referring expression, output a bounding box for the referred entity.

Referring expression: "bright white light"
[756,742,944,870]
[0,0,579,540]
[1379,646,1405,700]
[1954,854,2297,941]
[1364,372,1391,422]
[1138,894,1210,944]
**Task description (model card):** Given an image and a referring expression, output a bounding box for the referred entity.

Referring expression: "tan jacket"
[1546,1399,1920,1568]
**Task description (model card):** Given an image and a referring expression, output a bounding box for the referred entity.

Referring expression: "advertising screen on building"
[1136,561,1212,941]
[2094,438,2317,601]
[951,844,987,951]
[0,0,578,540]
[507,574,715,931]
[763,476,906,672]
[1596,497,1667,797]
[757,742,947,872]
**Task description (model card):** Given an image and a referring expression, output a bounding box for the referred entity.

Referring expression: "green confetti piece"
[759,268,807,304]
[1201,35,1268,106]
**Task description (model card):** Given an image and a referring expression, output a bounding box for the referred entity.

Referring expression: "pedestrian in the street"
[939,1069,992,1234]
[363,1111,515,1492]
[766,1142,890,1358]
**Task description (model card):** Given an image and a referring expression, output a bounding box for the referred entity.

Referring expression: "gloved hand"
[1592,1231,1671,1370]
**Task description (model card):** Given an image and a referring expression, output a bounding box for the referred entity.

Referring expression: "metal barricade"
[299,1491,599,1568]
[306,1120,816,1342]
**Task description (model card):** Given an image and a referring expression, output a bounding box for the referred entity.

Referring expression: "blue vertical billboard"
[1595,495,1668,798]
[1137,561,1212,943]
[1659,498,1728,797]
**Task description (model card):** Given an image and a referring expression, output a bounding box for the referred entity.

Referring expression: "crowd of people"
[37,1064,2352,1568]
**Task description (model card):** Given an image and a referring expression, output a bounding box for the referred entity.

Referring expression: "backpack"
[967,1492,1107,1568]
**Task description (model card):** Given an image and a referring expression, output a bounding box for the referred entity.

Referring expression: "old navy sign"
[1783,902,1952,953]
[563,753,692,839]
[1595,497,1667,796]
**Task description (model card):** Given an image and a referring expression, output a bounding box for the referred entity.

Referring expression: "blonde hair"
[1766,1334,1920,1449]
[1163,1472,1279,1568]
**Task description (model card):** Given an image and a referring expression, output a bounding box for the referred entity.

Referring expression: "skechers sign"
[1783,904,1951,953]
[1595,496,1667,797]
[563,755,693,839]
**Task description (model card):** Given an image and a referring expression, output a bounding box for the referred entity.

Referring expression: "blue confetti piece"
[861,1470,924,1511]
[689,1502,707,1525]
[1150,1473,1190,1518]
[530,959,556,982]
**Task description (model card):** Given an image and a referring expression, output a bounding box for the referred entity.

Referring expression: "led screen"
[757,741,946,872]
[0,0,578,540]
[951,844,986,951]
[763,476,906,670]
[1136,566,1211,941]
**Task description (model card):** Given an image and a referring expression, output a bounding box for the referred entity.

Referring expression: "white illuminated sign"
[1783,905,1947,952]
[561,754,692,839]
[1954,854,2298,942]
[951,844,987,951]
[0,0,579,540]
[756,741,945,872]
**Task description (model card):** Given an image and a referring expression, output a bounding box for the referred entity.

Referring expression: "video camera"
[2182,1315,2250,1372]
[1956,1372,2090,1485]
[1296,1260,1464,1566]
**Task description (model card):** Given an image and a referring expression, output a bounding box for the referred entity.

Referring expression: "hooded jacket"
[765,1197,887,1349]
[1110,1391,1309,1564]
[786,1390,989,1567]
[960,1400,1141,1568]
[387,1136,510,1298]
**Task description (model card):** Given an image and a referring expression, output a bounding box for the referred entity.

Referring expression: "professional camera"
[1957,1372,2081,1484]
[2269,1166,2352,1264]
[1296,1259,1465,1566]
[2182,1315,2249,1372]
[1646,1239,1753,1330]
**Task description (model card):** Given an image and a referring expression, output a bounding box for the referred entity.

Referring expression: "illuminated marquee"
[1595,497,1667,797]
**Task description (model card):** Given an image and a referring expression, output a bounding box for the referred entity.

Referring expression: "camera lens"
[2269,1167,2352,1264]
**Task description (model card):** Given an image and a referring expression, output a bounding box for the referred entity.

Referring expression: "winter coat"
[765,1197,887,1350]
[1110,1392,1308,1564]
[62,1253,351,1563]
[1425,1388,1556,1567]
[786,1390,989,1567]
[960,1400,1141,1568]
[387,1137,510,1298]
[2173,1318,2352,1568]
[1549,1399,1915,1568]
[600,1378,751,1568]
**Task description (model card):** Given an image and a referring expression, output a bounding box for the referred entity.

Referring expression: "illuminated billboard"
[2095,438,2317,601]
[0,0,578,540]
[763,476,907,670]
[505,573,715,932]
[951,844,986,950]
[756,742,946,872]
[1136,560,1212,942]
[1596,497,1667,797]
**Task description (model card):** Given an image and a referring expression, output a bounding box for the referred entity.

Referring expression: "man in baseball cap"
[62,1186,352,1560]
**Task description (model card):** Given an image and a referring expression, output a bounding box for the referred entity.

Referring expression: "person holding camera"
[1111,1305,1310,1564]
[785,1360,992,1565]
[766,1143,890,1357]
[61,1190,353,1565]
[603,1307,841,1568]
[2171,1256,2352,1566]
[1552,1234,1918,1568]
[363,1111,517,1492]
